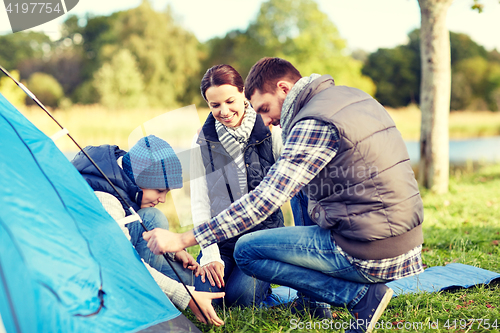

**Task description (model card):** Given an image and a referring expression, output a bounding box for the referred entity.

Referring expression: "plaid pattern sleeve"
[193,119,340,248]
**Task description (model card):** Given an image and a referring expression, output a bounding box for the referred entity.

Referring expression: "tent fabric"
[137,315,202,333]
[0,93,199,333]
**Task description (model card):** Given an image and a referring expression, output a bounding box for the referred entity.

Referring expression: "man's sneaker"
[347,284,393,333]
[290,297,333,319]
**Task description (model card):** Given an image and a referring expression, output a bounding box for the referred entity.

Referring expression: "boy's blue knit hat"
[122,135,183,190]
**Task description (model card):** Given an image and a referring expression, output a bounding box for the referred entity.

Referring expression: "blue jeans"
[290,190,316,227]
[290,191,330,310]
[194,252,271,307]
[234,225,382,309]
[126,207,194,285]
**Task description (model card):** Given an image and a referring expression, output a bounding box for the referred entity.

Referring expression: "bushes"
[26,72,64,108]
[93,49,146,109]
[0,70,26,108]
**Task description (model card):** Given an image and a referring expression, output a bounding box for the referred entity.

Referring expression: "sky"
[1,0,499,53]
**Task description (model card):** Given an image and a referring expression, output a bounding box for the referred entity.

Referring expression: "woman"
[190,64,284,307]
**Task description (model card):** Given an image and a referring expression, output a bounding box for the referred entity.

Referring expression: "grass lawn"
[182,163,500,333]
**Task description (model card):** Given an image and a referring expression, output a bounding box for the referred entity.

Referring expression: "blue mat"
[387,263,500,296]
[264,263,500,307]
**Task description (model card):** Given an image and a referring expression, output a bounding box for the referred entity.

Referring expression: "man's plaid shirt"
[193,118,423,281]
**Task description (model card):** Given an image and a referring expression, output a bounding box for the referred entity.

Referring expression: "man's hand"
[189,291,225,326]
[198,261,225,289]
[143,229,197,254]
[174,250,199,273]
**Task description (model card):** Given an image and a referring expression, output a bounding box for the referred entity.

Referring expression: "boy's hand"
[189,291,225,326]
[174,250,199,272]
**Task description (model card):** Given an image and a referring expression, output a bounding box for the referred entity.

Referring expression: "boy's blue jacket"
[71,145,142,215]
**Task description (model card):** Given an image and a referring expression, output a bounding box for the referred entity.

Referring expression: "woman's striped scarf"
[215,105,256,195]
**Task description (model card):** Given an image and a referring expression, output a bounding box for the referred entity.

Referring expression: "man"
[144,58,424,332]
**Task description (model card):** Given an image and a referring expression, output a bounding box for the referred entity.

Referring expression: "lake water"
[64,136,500,165]
[405,136,500,165]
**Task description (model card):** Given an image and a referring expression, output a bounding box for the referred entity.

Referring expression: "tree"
[0,31,52,73]
[489,49,500,63]
[0,70,26,107]
[17,49,85,101]
[78,13,121,83]
[26,72,64,108]
[417,0,498,193]
[487,63,500,110]
[361,28,489,110]
[452,56,489,110]
[248,0,375,94]
[362,46,419,107]
[64,1,201,107]
[203,0,375,95]
[113,1,201,107]
[202,29,263,80]
[417,0,454,194]
[93,49,146,109]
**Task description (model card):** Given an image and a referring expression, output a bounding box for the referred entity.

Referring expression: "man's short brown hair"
[244,57,302,100]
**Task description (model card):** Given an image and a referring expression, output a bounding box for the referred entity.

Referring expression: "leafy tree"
[247,0,375,94]
[0,32,52,73]
[362,28,490,109]
[362,46,419,107]
[351,49,369,64]
[450,32,488,65]
[78,13,121,83]
[450,71,473,110]
[485,61,500,111]
[61,13,120,104]
[488,49,500,63]
[72,80,98,105]
[111,1,201,107]
[202,30,262,79]
[93,49,146,109]
[26,72,64,108]
[47,51,84,100]
[0,70,26,107]
[17,49,85,101]
[450,56,500,111]
[453,57,489,109]
[203,0,375,95]
[73,1,201,107]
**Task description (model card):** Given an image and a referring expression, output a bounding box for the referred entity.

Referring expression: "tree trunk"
[418,0,453,194]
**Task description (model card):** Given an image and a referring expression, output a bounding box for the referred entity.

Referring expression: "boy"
[72,135,224,326]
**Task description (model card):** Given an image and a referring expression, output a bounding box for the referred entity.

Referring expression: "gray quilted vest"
[287,75,423,260]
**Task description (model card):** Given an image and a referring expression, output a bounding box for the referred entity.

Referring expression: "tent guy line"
[0,64,208,325]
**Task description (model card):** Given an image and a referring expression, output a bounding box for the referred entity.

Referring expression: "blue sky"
[1,0,499,53]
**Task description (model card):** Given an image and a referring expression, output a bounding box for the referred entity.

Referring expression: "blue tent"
[0,93,200,333]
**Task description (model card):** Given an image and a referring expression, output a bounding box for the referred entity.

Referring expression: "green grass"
[180,164,500,333]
